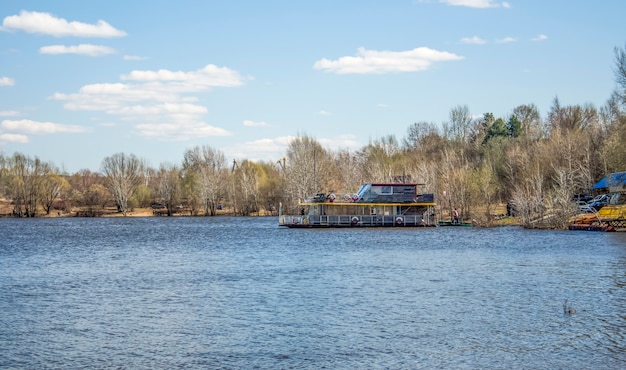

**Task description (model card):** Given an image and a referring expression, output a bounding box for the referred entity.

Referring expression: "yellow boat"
[569,171,626,231]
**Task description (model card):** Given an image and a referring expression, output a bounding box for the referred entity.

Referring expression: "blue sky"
[1,0,624,173]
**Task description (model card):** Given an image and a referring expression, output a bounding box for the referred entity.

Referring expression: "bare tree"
[284,135,331,205]
[511,158,546,228]
[403,121,439,149]
[444,105,473,143]
[438,148,466,220]
[40,171,69,215]
[0,154,6,199]
[512,103,542,140]
[471,161,500,225]
[547,98,599,133]
[332,149,364,194]
[156,163,181,216]
[547,166,578,229]
[232,160,262,216]
[67,169,108,213]
[357,135,402,183]
[3,153,50,217]
[614,43,626,103]
[257,160,284,215]
[600,44,626,171]
[101,153,144,216]
[182,145,227,216]
[83,183,110,216]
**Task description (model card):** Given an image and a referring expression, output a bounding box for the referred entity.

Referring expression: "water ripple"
[1,219,626,368]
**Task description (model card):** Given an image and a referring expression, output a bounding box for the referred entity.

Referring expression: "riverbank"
[0,198,518,225]
[0,198,277,218]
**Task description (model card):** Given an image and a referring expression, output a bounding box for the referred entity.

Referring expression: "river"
[1,217,625,369]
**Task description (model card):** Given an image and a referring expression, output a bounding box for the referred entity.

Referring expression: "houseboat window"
[381,186,392,194]
[307,205,324,215]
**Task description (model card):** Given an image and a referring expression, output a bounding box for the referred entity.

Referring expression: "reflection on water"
[1,217,625,368]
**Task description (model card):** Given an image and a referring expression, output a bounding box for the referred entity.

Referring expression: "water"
[1,217,625,369]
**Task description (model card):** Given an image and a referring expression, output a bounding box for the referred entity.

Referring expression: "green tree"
[483,118,509,144]
[507,115,522,138]
[469,112,494,145]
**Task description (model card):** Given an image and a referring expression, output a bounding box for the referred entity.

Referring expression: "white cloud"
[134,122,231,140]
[52,82,189,112]
[40,44,116,56]
[124,55,149,61]
[228,134,360,163]
[237,137,293,155]
[531,34,548,42]
[377,103,389,108]
[228,136,300,162]
[0,133,29,143]
[318,134,360,149]
[243,120,269,127]
[0,110,20,116]
[317,110,332,116]
[52,66,241,111]
[1,119,88,134]
[117,103,208,116]
[496,37,517,43]
[0,77,15,86]
[51,63,244,141]
[121,64,244,88]
[440,0,510,8]
[0,10,126,38]
[314,47,463,74]
[460,36,486,45]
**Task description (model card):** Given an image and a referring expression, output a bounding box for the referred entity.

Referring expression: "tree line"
[1,44,625,227]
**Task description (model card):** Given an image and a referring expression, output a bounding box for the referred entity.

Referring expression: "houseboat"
[278,183,436,228]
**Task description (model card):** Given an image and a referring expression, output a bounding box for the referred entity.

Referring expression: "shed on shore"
[592,171,626,193]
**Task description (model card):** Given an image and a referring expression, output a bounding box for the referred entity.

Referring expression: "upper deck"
[301,183,434,205]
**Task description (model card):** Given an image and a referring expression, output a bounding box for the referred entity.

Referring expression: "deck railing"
[279,213,436,227]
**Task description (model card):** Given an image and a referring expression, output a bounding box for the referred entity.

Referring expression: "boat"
[278,183,436,228]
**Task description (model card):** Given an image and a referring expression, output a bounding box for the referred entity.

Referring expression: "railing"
[279,213,436,227]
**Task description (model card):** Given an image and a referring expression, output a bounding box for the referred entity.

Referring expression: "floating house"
[278,183,436,228]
